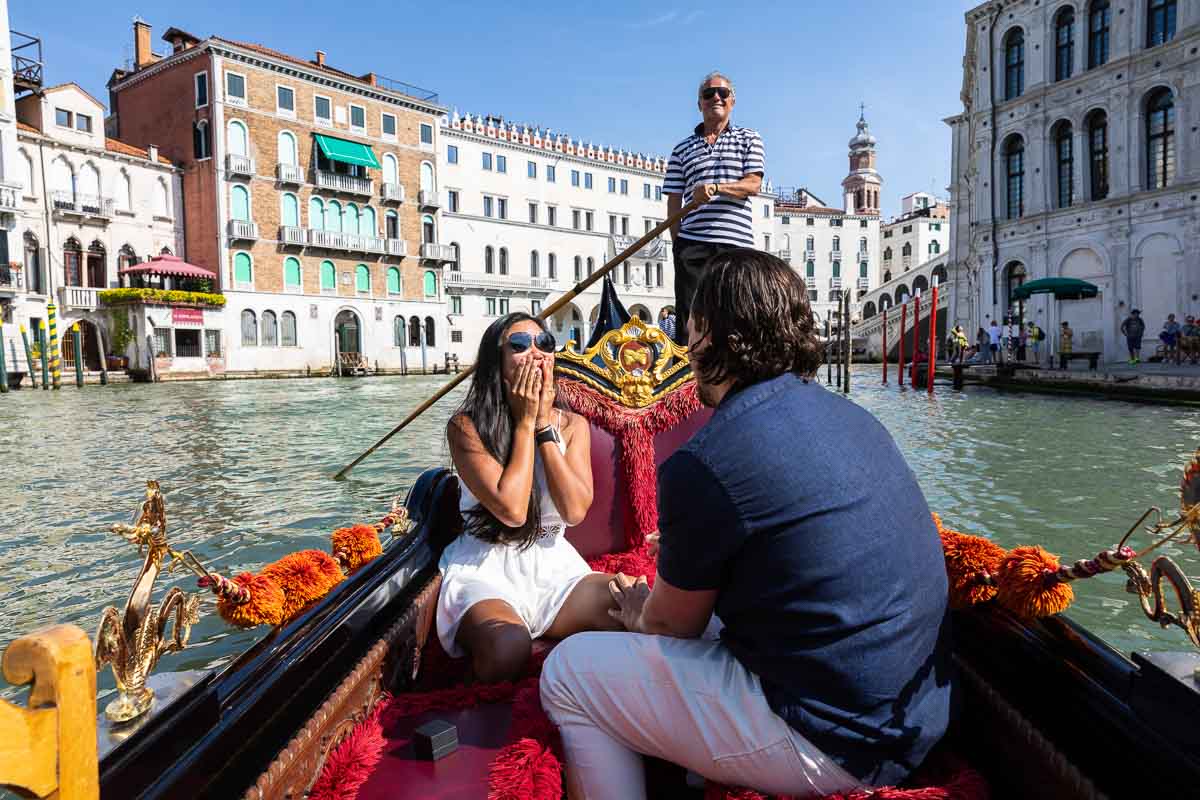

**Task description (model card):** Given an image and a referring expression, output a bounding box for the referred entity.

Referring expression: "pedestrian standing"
[988,319,1002,364]
[976,327,989,364]
[1027,321,1043,366]
[658,307,677,341]
[1059,321,1074,369]
[1160,314,1181,364]
[1017,321,1028,363]
[664,72,766,346]
[1120,309,1145,365]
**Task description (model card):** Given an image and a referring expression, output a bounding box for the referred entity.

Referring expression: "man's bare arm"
[715,173,764,200]
[666,192,682,241]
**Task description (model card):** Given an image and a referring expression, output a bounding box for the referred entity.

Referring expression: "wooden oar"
[332,198,702,479]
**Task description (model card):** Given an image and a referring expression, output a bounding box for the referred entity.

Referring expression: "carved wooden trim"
[241,572,443,800]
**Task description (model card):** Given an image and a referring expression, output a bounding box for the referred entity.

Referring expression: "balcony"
[52,192,113,220]
[226,153,255,177]
[385,239,408,257]
[829,277,842,290]
[803,249,816,260]
[777,249,791,262]
[279,225,306,246]
[228,220,259,240]
[59,285,100,311]
[857,250,869,260]
[0,265,23,294]
[316,170,373,197]
[828,250,842,262]
[420,242,456,262]
[276,163,304,184]
[444,271,550,294]
[857,277,870,291]
[381,183,405,203]
[306,227,385,254]
[418,189,440,209]
[0,181,21,213]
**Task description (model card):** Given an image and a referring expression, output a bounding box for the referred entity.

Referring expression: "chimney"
[134,19,154,69]
[315,50,326,67]
[147,145,158,163]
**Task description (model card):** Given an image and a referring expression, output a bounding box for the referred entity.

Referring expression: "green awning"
[1010,277,1099,301]
[314,134,380,169]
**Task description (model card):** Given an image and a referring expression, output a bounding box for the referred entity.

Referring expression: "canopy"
[1010,277,1098,301]
[314,134,380,169]
[118,254,217,280]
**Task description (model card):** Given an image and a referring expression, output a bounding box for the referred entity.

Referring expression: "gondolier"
[664,72,766,345]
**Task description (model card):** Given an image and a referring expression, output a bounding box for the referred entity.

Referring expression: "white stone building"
[438,112,675,360]
[946,0,1200,362]
[2,76,183,377]
[880,192,950,283]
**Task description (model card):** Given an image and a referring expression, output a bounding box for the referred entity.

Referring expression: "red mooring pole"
[928,284,939,394]
[881,308,889,384]
[898,301,907,387]
[910,295,921,388]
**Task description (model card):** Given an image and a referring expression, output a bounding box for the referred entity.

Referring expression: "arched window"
[234,252,253,286]
[884,246,893,261]
[281,193,300,227]
[586,257,594,276]
[1147,0,1177,48]
[805,236,814,251]
[1053,121,1074,208]
[858,237,867,253]
[309,197,325,230]
[393,316,405,347]
[422,214,435,244]
[1004,28,1024,100]
[644,262,653,286]
[420,161,435,194]
[499,247,509,276]
[51,156,73,198]
[361,206,376,237]
[424,317,436,348]
[832,236,840,252]
[193,120,210,160]
[530,250,539,277]
[241,310,257,346]
[280,311,297,347]
[118,244,138,272]
[24,232,42,294]
[383,153,399,186]
[485,246,495,274]
[928,240,941,255]
[859,261,869,278]
[409,316,422,347]
[79,162,100,199]
[115,170,132,212]
[1088,1,1111,68]
[1054,7,1075,82]
[1087,110,1109,200]
[883,270,892,283]
[1146,88,1175,189]
[160,246,172,256]
[832,261,841,278]
[326,199,342,232]
[156,179,170,217]
[320,260,336,292]
[228,120,249,157]
[424,270,438,297]
[261,310,278,347]
[385,209,399,240]
[277,131,297,165]
[449,241,461,270]
[343,203,360,233]
[1004,135,1025,219]
[548,253,557,280]
[805,260,815,278]
[902,242,913,257]
[1004,261,1027,321]
[355,264,370,293]
[574,256,582,281]
[231,184,250,222]
[387,266,401,295]
[284,256,302,291]
[18,149,34,196]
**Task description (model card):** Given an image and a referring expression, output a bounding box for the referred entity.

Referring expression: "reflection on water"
[2,369,1198,701]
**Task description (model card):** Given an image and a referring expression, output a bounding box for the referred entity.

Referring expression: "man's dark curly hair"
[689,248,823,386]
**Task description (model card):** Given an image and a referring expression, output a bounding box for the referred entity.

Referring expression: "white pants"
[540,632,858,799]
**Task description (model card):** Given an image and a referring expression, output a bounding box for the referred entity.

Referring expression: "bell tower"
[841,106,881,215]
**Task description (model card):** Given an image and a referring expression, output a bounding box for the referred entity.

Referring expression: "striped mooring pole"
[19,324,36,388]
[0,321,9,394]
[38,321,48,390]
[72,323,84,387]
[46,302,62,390]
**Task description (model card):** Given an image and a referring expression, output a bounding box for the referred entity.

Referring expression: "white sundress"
[436,424,593,657]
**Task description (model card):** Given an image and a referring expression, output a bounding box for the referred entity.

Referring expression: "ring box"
[413,719,458,761]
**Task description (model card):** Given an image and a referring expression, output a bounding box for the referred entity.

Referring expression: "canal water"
[2,368,1199,702]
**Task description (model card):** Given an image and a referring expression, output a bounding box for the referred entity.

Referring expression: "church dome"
[849,116,876,149]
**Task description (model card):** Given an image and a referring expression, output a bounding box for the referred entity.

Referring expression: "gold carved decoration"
[555,319,691,408]
[94,481,203,723]
[1119,450,1200,651]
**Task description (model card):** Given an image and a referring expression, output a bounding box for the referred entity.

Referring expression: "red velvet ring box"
[413,719,458,761]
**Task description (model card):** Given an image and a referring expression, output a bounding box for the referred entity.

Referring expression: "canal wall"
[937,365,1200,403]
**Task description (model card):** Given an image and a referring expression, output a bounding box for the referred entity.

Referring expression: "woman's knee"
[471,622,532,682]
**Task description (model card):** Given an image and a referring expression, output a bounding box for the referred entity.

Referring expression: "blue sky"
[12,1,978,218]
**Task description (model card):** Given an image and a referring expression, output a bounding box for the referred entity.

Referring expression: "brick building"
[106,20,450,374]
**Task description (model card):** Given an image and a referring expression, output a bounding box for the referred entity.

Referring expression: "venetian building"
[946,0,1200,360]
[842,112,883,215]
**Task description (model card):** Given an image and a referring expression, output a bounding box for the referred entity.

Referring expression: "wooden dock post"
[38,322,48,390]
[952,364,965,390]
[835,306,842,388]
[881,308,888,384]
[0,321,9,393]
[842,290,851,394]
[72,324,84,388]
[825,316,831,385]
[19,325,36,389]
[46,303,61,390]
[898,300,907,387]
[927,284,939,395]
[96,327,108,386]
[910,295,921,388]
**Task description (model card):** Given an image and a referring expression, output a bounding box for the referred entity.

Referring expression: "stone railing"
[381,183,405,203]
[444,271,550,292]
[226,154,255,177]
[58,285,100,311]
[418,189,440,208]
[420,242,456,262]
[276,163,304,184]
[228,220,259,240]
[385,239,407,257]
[307,227,386,254]
[52,192,114,219]
[0,181,21,211]
[316,170,373,196]
[279,225,307,246]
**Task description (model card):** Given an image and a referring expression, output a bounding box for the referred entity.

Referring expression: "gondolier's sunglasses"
[506,331,556,354]
[700,87,732,100]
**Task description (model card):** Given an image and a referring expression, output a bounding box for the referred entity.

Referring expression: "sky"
[10,0,979,219]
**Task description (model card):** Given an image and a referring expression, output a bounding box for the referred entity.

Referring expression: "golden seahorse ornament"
[94,481,202,722]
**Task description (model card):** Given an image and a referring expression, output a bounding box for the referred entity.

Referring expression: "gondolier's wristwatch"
[535,425,561,447]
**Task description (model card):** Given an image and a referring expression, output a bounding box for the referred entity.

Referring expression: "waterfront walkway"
[935,358,1200,401]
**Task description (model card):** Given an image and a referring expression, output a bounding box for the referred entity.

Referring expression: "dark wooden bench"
[1059,351,1100,370]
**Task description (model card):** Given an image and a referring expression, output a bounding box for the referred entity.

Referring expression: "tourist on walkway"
[658,307,677,341]
[1160,314,1181,365]
[1120,309,1145,365]
[439,313,621,683]
[1059,321,1074,369]
[1017,320,1028,363]
[988,319,1002,364]
[949,325,969,363]
[663,72,766,345]
[541,249,951,798]
[1028,321,1043,366]
[976,327,989,364]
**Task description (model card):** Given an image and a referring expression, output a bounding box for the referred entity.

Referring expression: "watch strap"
[535,425,560,446]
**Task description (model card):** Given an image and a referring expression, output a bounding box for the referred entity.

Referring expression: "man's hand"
[607,572,650,632]
[645,530,660,557]
[692,183,717,205]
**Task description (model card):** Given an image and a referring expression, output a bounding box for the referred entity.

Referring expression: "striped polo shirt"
[664,122,766,247]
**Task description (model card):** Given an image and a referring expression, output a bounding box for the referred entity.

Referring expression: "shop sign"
[172,307,204,326]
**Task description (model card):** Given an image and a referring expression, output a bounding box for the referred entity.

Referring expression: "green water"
[2,369,1198,703]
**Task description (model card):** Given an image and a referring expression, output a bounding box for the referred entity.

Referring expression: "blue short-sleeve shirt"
[657,373,952,787]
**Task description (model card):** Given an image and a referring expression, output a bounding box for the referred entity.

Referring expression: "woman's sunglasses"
[701,87,732,100]
[506,331,556,354]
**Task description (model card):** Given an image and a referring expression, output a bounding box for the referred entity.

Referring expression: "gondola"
[4,280,1200,800]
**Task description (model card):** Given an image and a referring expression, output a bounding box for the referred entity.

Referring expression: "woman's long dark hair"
[451,312,559,550]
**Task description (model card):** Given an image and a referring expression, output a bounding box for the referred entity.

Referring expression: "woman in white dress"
[439,313,622,682]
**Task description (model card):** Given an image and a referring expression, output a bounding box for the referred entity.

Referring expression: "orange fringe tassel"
[995,545,1074,618]
[218,572,286,628]
[261,550,345,621]
[940,527,1006,610]
[332,524,384,571]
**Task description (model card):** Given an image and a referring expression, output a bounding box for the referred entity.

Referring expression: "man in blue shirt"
[541,249,952,798]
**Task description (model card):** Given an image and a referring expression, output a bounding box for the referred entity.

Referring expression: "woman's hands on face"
[535,357,555,429]
[505,358,542,425]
